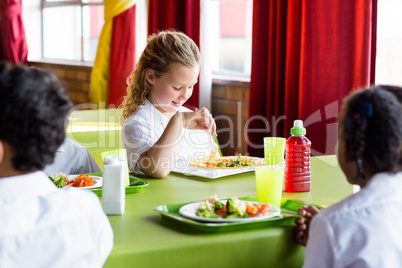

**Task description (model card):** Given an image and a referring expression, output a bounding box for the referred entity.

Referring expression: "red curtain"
[148,0,200,108]
[108,5,136,107]
[248,0,377,157]
[0,0,28,64]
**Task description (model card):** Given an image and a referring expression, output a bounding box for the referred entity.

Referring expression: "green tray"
[88,173,149,196]
[154,197,316,233]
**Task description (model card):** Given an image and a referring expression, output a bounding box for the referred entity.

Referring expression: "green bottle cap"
[290,120,306,135]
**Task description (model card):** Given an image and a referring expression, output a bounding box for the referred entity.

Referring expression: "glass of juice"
[263,137,286,165]
[255,163,285,207]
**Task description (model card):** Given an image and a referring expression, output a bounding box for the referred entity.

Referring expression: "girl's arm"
[137,108,215,178]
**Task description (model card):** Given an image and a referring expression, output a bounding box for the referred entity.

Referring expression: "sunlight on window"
[83,5,104,61]
[376,0,402,85]
[41,2,104,62]
[212,0,253,77]
[43,6,81,61]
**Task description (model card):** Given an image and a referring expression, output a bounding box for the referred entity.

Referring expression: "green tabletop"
[66,110,351,267]
[102,155,351,268]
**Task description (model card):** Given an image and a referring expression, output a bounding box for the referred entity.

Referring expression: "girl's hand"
[294,205,320,246]
[179,107,217,136]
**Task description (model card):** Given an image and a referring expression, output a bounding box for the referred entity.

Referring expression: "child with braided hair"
[295,85,402,267]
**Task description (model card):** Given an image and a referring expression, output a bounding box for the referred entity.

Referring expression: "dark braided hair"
[351,116,367,179]
[342,85,402,180]
[0,62,72,171]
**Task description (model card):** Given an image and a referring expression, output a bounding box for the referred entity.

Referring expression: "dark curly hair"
[341,85,402,180]
[0,62,72,171]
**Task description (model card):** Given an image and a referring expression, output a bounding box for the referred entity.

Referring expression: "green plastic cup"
[255,163,285,207]
[263,137,286,165]
[101,149,130,187]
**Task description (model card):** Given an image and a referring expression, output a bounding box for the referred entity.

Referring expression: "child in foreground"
[0,62,113,267]
[121,31,218,178]
[295,85,402,267]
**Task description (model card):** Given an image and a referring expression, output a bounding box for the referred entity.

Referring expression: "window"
[211,0,253,78]
[41,0,104,62]
[376,0,402,85]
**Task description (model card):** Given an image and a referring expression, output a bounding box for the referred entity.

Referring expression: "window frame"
[209,0,253,79]
[40,0,103,62]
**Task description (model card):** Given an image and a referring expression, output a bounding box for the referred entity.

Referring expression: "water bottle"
[102,155,125,215]
[284,120,311,192]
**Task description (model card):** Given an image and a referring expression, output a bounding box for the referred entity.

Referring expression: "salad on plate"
[179,195,281,223]
[190,154,262,169]
[49,172,98,188]
[196,195,272,219]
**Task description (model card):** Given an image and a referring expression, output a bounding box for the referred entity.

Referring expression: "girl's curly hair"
[120,30,201,124]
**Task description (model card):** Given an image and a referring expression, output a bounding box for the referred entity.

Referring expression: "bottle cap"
[290,120,306,135]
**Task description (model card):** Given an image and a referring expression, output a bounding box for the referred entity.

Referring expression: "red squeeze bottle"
[284,120,311,192]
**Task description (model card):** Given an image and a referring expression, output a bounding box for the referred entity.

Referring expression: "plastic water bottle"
[102,155,125,215]
[284,120,311,192]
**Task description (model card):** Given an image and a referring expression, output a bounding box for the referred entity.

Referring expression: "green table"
[103,155,351,268]
[67,110,351,267]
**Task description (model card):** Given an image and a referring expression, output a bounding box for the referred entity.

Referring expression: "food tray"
[89,173,149,196]
[154,197,317,233]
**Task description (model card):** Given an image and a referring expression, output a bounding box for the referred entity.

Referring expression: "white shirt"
[44,138,101,176]
[303,172,402,268]
[122,99,217,173]
[0,171,113,268]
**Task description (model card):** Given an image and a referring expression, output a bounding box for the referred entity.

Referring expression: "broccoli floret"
[49,173,68,188]
[54,177,64,188]
[196,208,218,218]
[226,198,248,218]
[227,160,234,167]
[227,198,236,214]
[217,161,226,167]
[196,200,218,218]
[214,200,224,211]
[233,154,242,167]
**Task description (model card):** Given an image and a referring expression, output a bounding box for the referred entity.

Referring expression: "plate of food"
[189,154,262,169]
[49,173,102,189]
[179,195,281,223]
[172,155,263,179]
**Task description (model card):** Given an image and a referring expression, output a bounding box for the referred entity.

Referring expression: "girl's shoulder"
[125,102,151,121]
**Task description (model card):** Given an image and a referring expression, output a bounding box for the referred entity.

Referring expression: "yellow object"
[255,164,285,207]
[263,137,286,165]
[90,0,137,105]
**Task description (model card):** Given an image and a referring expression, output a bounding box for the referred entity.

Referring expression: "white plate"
[172,157,264,179]
[189,156,262,169]
[66,175,103,189]
[179,200,281,223]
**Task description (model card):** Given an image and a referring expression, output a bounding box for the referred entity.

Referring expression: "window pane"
[43,6,82,61]
[213,0,253,77]
[83,5,104,61]
[375,0,402,85]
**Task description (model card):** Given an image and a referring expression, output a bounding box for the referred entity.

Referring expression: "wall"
[211,79,250,156]
[28,62,250,156]
[29,61,92,105]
